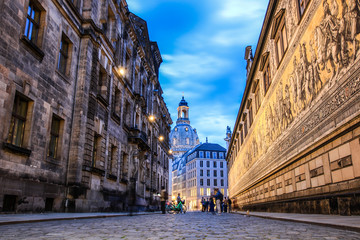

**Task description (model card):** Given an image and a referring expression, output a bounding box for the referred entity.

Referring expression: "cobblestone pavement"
[0,212,359,240]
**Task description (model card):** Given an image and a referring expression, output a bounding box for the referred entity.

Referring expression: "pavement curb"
[233,212,360,233]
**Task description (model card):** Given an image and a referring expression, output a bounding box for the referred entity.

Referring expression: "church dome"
[170,123,199,152]
[170,97,199,155]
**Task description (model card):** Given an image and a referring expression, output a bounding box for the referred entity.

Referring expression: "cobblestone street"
[0,212,359,240]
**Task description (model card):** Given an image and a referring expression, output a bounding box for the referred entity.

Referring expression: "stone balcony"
[128,127,150,150]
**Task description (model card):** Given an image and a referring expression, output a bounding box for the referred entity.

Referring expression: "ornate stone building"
[0,0,172,213]
[227,0,360,215]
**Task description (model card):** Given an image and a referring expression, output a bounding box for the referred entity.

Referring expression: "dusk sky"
[127,0,269,147]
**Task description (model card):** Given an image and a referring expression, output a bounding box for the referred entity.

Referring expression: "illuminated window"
[200,188,204,195]
[206,188,211,196]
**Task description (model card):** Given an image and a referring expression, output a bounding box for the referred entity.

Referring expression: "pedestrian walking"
[214,189,223,215]
[228,198,232,213]
[201,197,205,212]
[209,197,215,214]
[205,198,209,212]
[160,187,168,214]
[223,197,228,213]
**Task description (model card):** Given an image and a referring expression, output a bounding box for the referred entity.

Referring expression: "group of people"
[201,189,232,214]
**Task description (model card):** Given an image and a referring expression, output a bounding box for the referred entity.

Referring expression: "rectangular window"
[220,170,224,177]
[219,152,224,159]
[240,128,244,144]
[199,151,204,158]
[220,162,224,168]
[108,146,117,175]
[57,34,71,75]
[200,188,204,195]
[212,152,217,159]
[24,2,41,45]
[206,151,210,158]
[255,85,261,112]
[92,135,100,167]
[221,179,224,186]
[244,117,248,137]
[206,161,210,168]
[214,170,217,177]
[48,115,61,159]
[200,179,203,186]
[200,160,203,167]
[213,161,217,168]
[112,87,121,119]
[7,95,29,147]
[200,169,203,177]
[214,179,217,186]
[263,60,271,94]
[207,170,210,177]
[249,104,253,126]
[206,188,211,196]
[207,179,210,186]
[275,23,288,66]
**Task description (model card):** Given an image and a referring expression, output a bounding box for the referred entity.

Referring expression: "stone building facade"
[0,0,172,213]
[227,0,360,215]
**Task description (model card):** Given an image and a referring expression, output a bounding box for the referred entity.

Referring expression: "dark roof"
[193,143,226,152]
[179,96,188,106]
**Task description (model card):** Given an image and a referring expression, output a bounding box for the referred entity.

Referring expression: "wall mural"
[234,0,360,178]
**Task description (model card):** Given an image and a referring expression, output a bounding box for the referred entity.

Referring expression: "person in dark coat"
[223,197,228,213]
[209,197,215,215]
[160,187,168,214]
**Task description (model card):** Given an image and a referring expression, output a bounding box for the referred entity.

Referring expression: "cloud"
[127,0,269,147]
[161,53,232,79]
[217,0,269,21]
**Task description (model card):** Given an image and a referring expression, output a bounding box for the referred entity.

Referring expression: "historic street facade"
[0,0,172,213]
[170,97,228,210]
[227,0,360,215]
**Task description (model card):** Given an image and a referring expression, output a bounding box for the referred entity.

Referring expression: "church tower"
[177,96,190,124]
[169,97,199,158]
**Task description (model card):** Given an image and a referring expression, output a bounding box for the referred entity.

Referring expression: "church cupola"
[177,96,190,124]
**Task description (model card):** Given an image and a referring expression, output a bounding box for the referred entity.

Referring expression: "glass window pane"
[25,19,30,37]
[28,23,33,40]
[27,5,32,16]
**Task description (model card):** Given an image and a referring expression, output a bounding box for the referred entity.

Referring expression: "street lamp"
[148,115,155,122]
[117,66,125,76]
[159,135,164,142]
[168,149,173,154]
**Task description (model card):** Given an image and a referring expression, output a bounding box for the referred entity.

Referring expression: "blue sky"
[127,0,269,147]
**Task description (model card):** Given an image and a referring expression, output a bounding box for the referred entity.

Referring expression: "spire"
[206,137,208,143]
